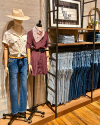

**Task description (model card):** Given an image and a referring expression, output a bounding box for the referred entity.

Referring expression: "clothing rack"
[46,0,97,118]
[3,112,27,125]
[27,76,45,123]
[46,0,58,118]
[81,0,97,102]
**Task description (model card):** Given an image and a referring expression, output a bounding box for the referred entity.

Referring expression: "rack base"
[2,112,27,125]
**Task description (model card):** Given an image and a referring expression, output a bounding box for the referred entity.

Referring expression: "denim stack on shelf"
[58,35,75,44]
[86,32,100,42]
[48,49,100,106]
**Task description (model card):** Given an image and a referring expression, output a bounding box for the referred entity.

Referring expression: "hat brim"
[6,15,30,20]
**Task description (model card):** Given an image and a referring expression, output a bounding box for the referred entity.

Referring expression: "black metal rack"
[46,0,58,118]
[81,0,97,103]
[46,0,97,118]
[27,76,45,123]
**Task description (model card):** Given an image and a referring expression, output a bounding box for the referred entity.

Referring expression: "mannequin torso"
[4,19,24,74]
[27,21,50,75]
[27,20,49,73]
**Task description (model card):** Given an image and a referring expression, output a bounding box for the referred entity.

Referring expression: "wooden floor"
[45,99,100,125]
[0,89,100,125]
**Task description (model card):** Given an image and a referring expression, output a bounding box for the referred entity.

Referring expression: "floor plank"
[72,110,91,125]
[67,112,85,125]
[65,114,79,125]
[82,106,100,121]
[47,122,53,125]
[92,101,100,109]
[60,116,72,125]
[51,119,59,125]
[55,117,66,125]
[86,104,100,116]
[76,107,100,125]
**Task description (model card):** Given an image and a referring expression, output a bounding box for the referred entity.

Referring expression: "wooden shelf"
[58,28,100,31]
[58,28,88,30]
[53,89,100,118]
[49,27,100,31]
[84,28,100,31]
[49,42,100,46]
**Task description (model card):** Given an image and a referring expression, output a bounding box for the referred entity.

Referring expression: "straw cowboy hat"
[6,8,30,20]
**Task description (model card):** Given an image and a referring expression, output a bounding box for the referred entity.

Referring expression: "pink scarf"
[33,26,45,42]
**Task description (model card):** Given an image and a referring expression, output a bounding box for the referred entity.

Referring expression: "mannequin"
[2,9,30,125]
[26,20,49,122]
[27,20,49,73]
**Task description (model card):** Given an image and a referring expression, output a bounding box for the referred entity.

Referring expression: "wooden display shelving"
[49,42,100,46]
[49,27,100,31]
[46,0,98,119]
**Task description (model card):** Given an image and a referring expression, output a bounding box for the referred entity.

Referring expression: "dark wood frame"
[50,0,81,27]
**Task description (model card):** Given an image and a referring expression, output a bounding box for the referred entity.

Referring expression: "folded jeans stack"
[58,35,75,44]
[86,32,100,42]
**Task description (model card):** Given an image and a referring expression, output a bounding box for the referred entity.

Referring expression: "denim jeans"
[48,49,100,105]
[8,57,27,114]
[64,69,73,103]
[48,53,58,105]
[48,52,73,105]
[69,51,91,100]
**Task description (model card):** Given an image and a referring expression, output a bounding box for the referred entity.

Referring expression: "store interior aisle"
[44,99,100,125]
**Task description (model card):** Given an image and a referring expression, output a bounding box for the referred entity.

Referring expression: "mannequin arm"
[46,47,50,71]
[27,48,32,72]
[4,44,8,74]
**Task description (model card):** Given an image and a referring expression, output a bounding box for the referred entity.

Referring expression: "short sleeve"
[2,32,9,45]
[46,32,49,48]
[27,31,32,48]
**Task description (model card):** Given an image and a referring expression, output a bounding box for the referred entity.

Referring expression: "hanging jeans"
[8,57,27,114]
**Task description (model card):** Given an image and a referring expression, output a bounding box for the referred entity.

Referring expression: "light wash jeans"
[48,52,73,105]
[8,57,27,114]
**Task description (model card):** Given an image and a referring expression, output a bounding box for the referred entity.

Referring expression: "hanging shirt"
[27,29,49,76]
[2,26,27,57]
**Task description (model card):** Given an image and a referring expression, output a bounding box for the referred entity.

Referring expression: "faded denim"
[8,57,27,114]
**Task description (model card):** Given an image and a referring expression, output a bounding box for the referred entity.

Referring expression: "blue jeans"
[8,57,27,114]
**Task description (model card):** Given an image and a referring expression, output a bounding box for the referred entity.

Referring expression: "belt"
[9,55,27,59]
[32,48,48,52]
